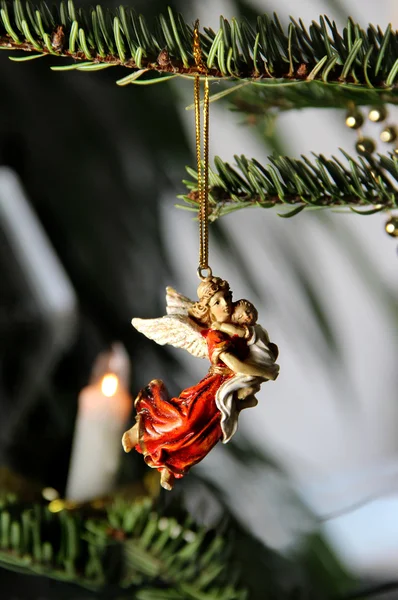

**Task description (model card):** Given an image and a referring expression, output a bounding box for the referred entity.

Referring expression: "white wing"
[165,286,194,315]
[132,314,207,358]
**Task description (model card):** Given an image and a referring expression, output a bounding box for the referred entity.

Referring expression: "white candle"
[65,345,133,502]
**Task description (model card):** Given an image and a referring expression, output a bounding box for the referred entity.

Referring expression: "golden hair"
[188,276,231,326]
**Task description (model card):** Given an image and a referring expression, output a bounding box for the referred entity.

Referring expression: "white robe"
[215,324,277,443]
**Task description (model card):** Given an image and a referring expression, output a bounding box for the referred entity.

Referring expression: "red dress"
[134,329,248,478]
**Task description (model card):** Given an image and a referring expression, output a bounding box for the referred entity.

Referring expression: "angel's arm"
[220,351,279,380]
[217,323,249,338]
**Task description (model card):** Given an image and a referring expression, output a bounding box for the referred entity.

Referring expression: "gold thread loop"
[194,73,202,232]
[193,19,207,74]
[200,75,209,271]
[193,20,210,279]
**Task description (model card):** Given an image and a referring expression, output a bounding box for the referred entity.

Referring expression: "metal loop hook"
[197,266,213,280]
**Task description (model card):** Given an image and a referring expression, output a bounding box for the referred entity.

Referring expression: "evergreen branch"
[2,1,398,100]
[180,152,398,219]
[229,80,398,116]
[0,494,247,598]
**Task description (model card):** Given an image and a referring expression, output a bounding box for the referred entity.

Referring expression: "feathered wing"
[165,286,194,315]
[132,314,208,359]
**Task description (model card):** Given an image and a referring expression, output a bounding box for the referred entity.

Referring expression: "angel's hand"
[245,361,279,380]
[258,363,279,381]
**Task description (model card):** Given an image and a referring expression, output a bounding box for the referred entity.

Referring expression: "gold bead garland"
[368,106,388,123]
[345,111,363,129]
[355,138,376,155]
[380,126,397,143]
[385,216,398,238]
[344,105,398,245]
[344,104,398,157]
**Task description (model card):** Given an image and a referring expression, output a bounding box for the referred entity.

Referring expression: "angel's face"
[209,291,232,323]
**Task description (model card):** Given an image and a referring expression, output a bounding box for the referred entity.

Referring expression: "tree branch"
[0,493,246,598]
[180,152,398,219]
[1,2,398,102]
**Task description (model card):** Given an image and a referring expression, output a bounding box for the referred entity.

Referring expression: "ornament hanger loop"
[197,266,213,280]
[193,21,211,279]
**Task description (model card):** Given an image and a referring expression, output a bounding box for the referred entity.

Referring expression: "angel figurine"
[122,276,280,490]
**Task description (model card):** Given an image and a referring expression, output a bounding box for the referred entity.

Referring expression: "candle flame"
[101,374,119,397]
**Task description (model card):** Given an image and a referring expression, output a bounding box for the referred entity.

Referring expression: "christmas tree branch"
[0,493,247,598]
[228,80,398,117]
[2,1,398,106]
[180,152,398,219]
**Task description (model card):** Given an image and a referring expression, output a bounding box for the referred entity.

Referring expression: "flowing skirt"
[135,372,232,477]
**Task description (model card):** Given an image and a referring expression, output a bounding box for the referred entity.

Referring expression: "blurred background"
[0,0,398,597]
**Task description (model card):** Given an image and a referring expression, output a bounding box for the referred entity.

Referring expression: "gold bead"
[380,126,397,143]
[393,147,398,156]
[385,216,398,238]
[355,137,376,155]
[345,111,363,129]
[48,499,66,513]
[368,106,388,122]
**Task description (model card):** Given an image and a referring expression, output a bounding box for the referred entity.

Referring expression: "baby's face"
[232,305,255,325]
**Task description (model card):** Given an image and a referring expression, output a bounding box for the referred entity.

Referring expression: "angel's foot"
[160,468,175,491]
[239,395,258,411]
[236,386,255,400]
[122,425,139,453]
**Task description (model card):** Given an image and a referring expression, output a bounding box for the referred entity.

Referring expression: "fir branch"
[0,494,247,598]
[180,152,398,219]
[2,1,398,102]
[229,80,398,116]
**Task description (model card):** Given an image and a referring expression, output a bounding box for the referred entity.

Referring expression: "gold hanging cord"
[193,21,211,280]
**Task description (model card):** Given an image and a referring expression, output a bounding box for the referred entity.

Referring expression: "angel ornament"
[122,276,280,490]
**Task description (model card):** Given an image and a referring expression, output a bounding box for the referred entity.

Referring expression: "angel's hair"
[188,276,231,326]
[232,299,258,325]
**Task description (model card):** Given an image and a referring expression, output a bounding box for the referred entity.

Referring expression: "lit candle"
[65,344,132,503]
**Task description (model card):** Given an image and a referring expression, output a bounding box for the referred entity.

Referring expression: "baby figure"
[212,299,279,410]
